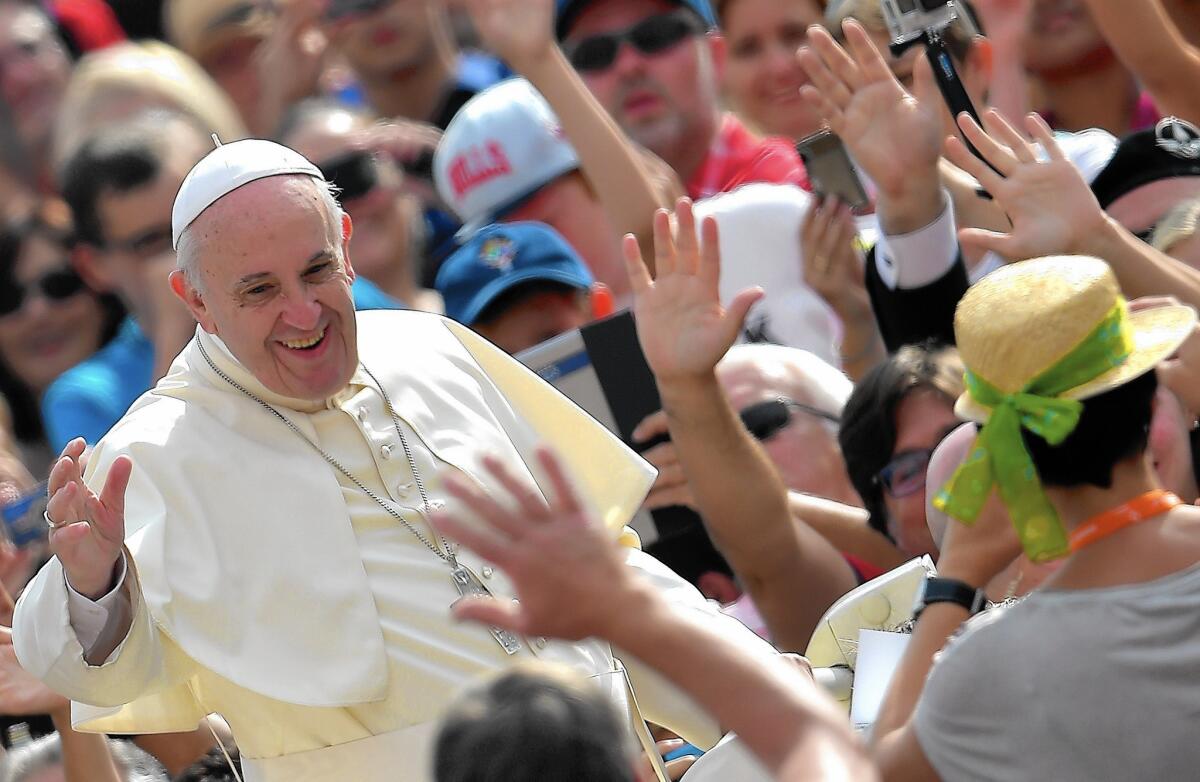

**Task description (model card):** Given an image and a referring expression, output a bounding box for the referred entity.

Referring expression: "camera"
[880,0,962,48]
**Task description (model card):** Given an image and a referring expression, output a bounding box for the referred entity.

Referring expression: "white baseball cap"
[434,78,580,238]
[172,138,324,249]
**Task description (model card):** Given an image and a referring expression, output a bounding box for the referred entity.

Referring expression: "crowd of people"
[0,0,1199,779]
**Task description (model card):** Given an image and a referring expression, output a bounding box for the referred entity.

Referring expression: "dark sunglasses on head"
[875,448,934,499]
[739,397,840,442]
[565,11,705,73]
[318,151,381,203]
[0,267,86,317]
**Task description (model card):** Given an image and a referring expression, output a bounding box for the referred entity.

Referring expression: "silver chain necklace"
[196,339,522,654]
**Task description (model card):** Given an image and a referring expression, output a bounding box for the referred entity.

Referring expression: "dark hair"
[59,109,207,247]
[173,745,242,782]
[473,280,586,326]
[1024,370,1156,489]
[0,202,124,442]
[434,665,635,782]
[839,341,963,536]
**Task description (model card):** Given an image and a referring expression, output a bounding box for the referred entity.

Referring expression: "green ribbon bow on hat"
[933,303,1133,562]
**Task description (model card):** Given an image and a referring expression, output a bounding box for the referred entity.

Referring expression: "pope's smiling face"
[171,175,360,402]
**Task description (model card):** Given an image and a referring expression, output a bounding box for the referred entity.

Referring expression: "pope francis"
[12,141,777,781]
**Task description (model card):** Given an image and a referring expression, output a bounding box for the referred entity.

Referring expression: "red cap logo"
[449,141,513,199]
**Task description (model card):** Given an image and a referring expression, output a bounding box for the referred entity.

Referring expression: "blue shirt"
[41,279,402,451]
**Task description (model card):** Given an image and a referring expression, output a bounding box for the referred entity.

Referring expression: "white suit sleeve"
[873,191,959,290]
[13,550,178,709]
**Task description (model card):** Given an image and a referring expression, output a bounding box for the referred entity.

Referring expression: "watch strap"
[914,576,986,621]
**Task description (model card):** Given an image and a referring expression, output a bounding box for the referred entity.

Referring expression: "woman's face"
[721,0,825,139]
[0,232,105,393]
[882,388,961,557]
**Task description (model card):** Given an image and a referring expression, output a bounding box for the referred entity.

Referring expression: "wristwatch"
[912,576,986,622]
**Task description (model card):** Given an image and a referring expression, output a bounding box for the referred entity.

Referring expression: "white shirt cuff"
[873,192,957,290]
[65,553,128,652]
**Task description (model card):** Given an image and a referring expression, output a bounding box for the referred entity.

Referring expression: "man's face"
[325,0,437,80]
[1106,177,1200,240]
[564,0,720,160]
[717,357,858,506]
[502,173,628,300]
[1023,0,1105,74]
[90,139,208,325]
[285,111,416,289]
[174,176,359,401]
[199,35,265,127]
[474,289,590,354]
[0,3,70,148]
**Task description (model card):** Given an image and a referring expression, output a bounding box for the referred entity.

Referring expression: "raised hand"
[449,0,556,72]
[44,439,130,600]
[624,199,763,383]
[797,20,943,201]
[0,627,68,717]
[944,110,1108,261]
[632,411,696,511]
[431,449,637,642]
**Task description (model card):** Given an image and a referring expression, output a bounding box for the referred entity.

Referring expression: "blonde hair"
[51,41,247,177]
[1151,196,1200,255]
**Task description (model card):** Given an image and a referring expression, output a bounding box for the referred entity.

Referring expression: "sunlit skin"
[716,356,861,507]
[720,0,824,140]
[169,176,360,402]
[501,173,628,301]
[565,0,724,181]
[0,233,106,393]
[1106,178,1200,239]
[1022,0,1107,74]
[884,388,961,557]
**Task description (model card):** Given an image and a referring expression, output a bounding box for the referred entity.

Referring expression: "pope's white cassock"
[14,309,776,781]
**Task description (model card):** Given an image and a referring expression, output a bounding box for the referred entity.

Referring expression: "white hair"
[176,177,345,292]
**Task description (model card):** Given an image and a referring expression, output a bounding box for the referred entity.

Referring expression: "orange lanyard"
[1069,490,1182,553]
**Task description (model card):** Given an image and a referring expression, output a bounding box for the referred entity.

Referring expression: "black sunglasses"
[0,267,86,317]
[318,151,381,203]
[565,11,704,73]
[739,397,840,442]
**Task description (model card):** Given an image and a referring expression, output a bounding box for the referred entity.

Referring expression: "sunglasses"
[318,151,381,203]
[0,267,86,317]
[565,11,704,73]
[739,397,840,442]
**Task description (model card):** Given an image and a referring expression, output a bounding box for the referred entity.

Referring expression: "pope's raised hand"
[44,439,130,600]
[624,199,763,383]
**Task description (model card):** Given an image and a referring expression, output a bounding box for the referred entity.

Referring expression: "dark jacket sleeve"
[865,244,969,352]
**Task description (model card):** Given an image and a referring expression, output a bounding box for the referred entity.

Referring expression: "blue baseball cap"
[555,0,717,39]
[436,222,594,326]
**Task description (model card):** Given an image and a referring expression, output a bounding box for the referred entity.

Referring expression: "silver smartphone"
[796,130,870,212]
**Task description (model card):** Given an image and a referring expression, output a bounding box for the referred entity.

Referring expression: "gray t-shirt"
[914,563,1200,781]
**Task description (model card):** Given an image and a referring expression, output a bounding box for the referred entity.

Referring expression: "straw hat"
[954,256,1196,423]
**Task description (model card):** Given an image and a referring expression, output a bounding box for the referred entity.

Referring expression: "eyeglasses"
[104,225,173,259]
[739,397,840,442]
[0,267,86,317]
[565,11,705,73]
[318,151,381,203]
[875,448,934,499]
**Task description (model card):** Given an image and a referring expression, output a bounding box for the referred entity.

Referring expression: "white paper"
[850,629,912,730]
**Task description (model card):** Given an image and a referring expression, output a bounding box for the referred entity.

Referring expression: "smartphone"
[324,0,390,21]
[796,130,870,212]
[2,483,47,548]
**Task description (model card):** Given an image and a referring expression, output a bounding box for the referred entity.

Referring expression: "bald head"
[925,423,979,551]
